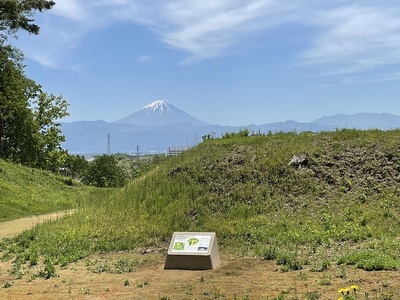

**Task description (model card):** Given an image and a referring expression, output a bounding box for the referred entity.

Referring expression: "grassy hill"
[1,129,400,276]
[0,159,94,222]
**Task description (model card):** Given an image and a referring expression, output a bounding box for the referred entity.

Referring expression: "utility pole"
[107,133,111,155]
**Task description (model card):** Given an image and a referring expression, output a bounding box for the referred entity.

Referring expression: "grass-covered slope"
[2,129,400,272]
[0,159,88,221]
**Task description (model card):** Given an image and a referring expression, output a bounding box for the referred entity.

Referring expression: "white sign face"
[171,234,212,253]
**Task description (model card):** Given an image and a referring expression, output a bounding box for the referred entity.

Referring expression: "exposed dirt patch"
[1,252,399,300]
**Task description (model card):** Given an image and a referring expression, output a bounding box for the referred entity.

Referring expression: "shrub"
[83,155,126,187]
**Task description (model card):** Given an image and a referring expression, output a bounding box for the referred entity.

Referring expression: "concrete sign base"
[164,232,220,270]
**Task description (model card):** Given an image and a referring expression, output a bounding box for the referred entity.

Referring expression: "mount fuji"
[60,100,220,154]
[115,100,208,126]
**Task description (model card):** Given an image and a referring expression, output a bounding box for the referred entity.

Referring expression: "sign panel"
[171,234,212,253]
[164,232,220,270]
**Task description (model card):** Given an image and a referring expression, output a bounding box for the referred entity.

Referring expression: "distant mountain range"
[60,100,400,154]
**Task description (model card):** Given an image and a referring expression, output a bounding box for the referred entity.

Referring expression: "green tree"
[32,90,69,170]
[0,50,37,163]
[63,154,89,178]
[0,50,69,169]
[0,0,55,37]
[0,0,57,155]
[83,155,127,188]
[0,0,69,170]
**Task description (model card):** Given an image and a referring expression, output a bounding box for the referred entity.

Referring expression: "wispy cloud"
[50,0,89,21]
[300,4,400,78]
[15,0,400,83]
[19,0,295,68]
[160,0,297,63]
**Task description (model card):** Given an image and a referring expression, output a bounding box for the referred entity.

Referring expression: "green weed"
[36,258,57,279]
[276,252,303,271]
[297,271,308,281]
[319,275,332,286]
[136,278,150,288]
[304,290,320,300]
[338,250,399,271]
[79,287,91,294]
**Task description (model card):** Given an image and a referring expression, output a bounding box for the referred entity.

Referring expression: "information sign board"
[171,234,212,253]
[164,232,220,270]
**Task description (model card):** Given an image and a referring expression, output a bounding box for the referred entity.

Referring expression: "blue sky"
[13,0,400,126]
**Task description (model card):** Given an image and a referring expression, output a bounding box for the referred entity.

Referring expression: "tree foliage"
[0,49,69,169]
[32,90,69,170]
[0,0,70,171]
[63,154,89,179]
[0,0,55,38]
[83,155,127,188]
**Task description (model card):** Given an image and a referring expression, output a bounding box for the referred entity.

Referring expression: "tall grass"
[0,159,91,221]
[2,129,400,273]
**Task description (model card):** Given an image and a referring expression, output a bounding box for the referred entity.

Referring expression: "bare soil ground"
[1,215,399,300]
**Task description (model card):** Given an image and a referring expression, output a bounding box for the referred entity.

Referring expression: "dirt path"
[0,210,75,239]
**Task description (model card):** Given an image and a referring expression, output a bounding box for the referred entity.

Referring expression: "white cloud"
[160,0,309,63]
[21,0,297,68]
[162,0,279,60]
[29,52,58,69]
[50,0,89,21]
[15,0,400,82]
[342,71,400,85]
[300,4,400,76]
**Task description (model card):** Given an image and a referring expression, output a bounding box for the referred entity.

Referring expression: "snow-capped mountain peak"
[142,100,172,114]
[114,100,208,126]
